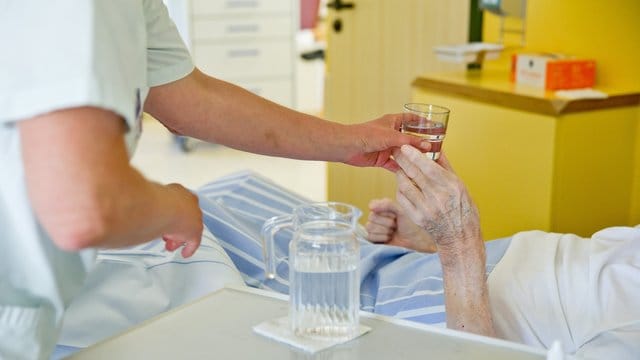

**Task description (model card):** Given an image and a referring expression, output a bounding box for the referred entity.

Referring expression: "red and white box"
[510,54,596,90]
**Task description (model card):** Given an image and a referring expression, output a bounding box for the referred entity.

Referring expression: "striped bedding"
[197,170,511,328]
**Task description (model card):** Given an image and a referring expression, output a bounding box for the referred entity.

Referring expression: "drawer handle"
[226,24,260,33]
[225,0,259,9]
[227,49,260,58]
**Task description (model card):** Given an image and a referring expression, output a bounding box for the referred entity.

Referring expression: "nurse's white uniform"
[0,1,195,358]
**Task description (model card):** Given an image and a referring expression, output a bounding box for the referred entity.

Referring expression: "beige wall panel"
[325,0,470,220]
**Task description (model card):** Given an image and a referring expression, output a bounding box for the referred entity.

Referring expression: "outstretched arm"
[144,68,429,172]
[392,145,495,337]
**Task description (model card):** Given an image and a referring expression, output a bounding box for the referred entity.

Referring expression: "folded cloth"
[547,341,565,360]
[253,316,371,353]
[554,88,608,100]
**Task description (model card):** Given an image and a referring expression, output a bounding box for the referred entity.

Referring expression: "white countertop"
[69,285,547,359]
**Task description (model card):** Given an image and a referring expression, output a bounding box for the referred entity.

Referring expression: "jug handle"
[260,214,293,280]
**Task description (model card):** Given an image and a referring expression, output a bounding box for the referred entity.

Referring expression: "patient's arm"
[365,198,437,253]
[392,146,496,337]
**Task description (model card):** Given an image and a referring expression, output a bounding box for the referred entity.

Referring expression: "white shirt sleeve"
[143,0,194,87]
[0,0,146,127]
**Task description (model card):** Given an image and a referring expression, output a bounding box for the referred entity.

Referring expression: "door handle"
[327,0,355,11]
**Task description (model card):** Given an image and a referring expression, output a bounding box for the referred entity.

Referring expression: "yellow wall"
[484,0,640,228]
[633,108,640,225]
[484,0,640,92]
[552,107,638,233]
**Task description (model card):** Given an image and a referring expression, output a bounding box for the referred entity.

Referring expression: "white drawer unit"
[192,0,292,16]
[189,0,298,108]
[194,40,293,79]
[192,16,292,41]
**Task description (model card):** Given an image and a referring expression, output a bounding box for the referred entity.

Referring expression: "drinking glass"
[402,103,450,160]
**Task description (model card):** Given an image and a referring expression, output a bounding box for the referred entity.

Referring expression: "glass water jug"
[261,202,361,340]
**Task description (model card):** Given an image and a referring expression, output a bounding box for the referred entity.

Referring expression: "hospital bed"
[53,170,511,359]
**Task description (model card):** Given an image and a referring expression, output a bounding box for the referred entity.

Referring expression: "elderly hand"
[392,145,483,254]
[342,114,430,172]
[365,198,437,253]
[393,145,495,337]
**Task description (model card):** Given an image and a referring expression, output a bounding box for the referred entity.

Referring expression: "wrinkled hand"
[365,198,437,253]
[343,114,430,172]
[162,183,203,258]
[393,145,483,252]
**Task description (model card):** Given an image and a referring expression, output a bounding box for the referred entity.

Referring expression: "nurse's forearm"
[20,107,202,251]
[144,68,352,162]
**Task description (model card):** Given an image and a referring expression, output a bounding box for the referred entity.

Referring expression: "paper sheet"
[253,316,371,353]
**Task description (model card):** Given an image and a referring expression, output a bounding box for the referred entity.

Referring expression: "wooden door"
[324,0,470,219]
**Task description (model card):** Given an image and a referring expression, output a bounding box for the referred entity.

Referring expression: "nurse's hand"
[365,198,437,253]
[392,145,483,252]
[342,114,431,172]
[162,184,203,258]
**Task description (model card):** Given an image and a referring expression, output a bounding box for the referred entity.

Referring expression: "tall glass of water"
[261,202,361,340]
[402,103,450,160]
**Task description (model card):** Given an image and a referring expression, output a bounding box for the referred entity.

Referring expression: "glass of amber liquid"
[402,103,450,160]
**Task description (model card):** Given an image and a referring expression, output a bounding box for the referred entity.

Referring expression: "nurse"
[0,1,426,359]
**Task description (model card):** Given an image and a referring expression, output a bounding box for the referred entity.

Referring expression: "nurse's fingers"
[163,237,182,251]
[163,236,201,258]
[181,238,201,258]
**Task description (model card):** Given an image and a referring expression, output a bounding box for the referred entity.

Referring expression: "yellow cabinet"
[412,71,640,239]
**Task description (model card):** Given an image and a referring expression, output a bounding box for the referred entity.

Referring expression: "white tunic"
[0,1,193,358]
[488,226,640,359]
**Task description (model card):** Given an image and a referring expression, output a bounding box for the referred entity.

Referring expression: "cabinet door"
[324,0,469,219]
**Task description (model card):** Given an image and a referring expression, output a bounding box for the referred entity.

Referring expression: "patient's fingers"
[369,198,400,214]
[395,171,421,222]
[392,147,428,191]
[367,212,395,230]
[398,145,442,180]
[365,209,396,243]
[366,231,393,243]
[394,146,458,207]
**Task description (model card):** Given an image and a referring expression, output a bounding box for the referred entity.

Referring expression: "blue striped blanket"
[197,171,512,327]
